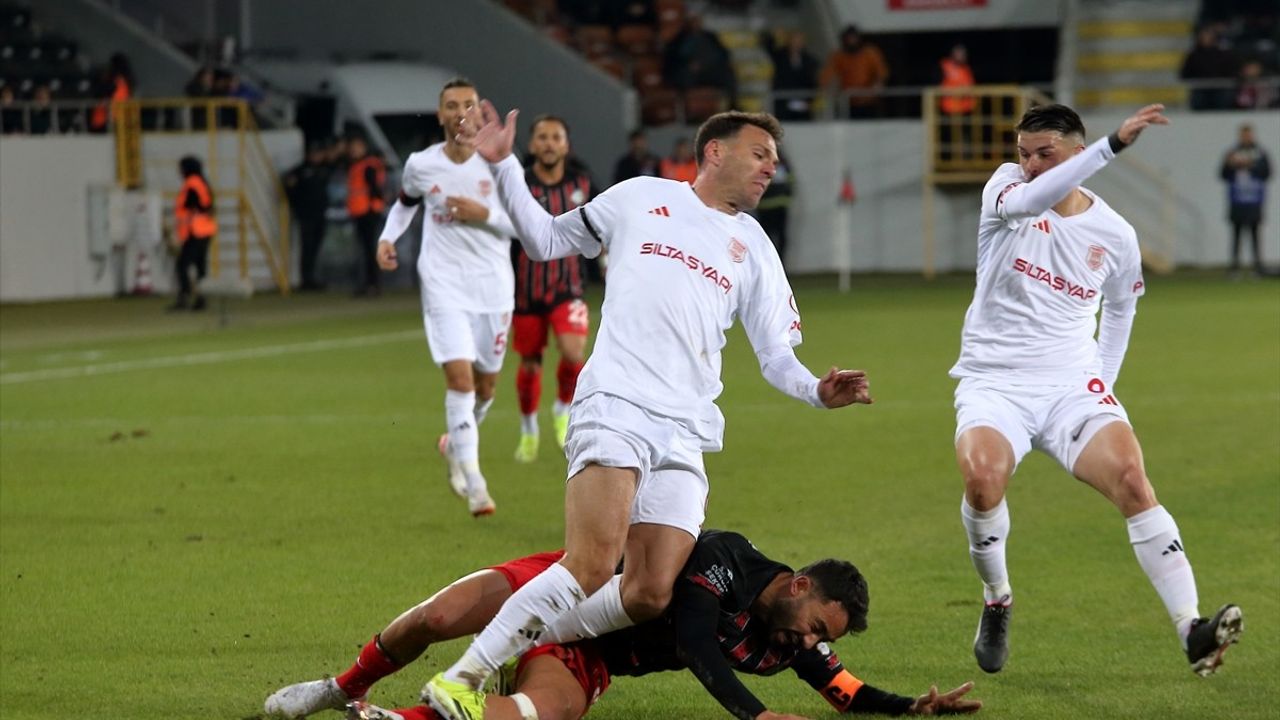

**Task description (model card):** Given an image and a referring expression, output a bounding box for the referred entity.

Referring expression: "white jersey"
[400,144,516,312]
[951,157,1146,383]
[489,154,806,449]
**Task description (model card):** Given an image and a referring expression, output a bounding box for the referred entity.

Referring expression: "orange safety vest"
[175,174,217,242]
[347,155,387,217]
[659,158,697,184]
[939,58,975,114]
[90,75,131,130]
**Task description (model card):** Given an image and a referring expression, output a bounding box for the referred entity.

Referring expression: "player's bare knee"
[1113,462,1157,514]
[963,463,1009,509]
[621,579,673,622]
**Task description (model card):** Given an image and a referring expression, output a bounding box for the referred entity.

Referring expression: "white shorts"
[423,307,510,374]
[954,374,1131,473]
[563,393,708,539]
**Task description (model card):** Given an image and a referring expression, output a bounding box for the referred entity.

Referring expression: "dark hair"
[440,76,476,100]
[798,559,869,635]
[694,111,784,166]
[530,114,570,138]
[628,129,646,141]
[1016,103,1086,140]
[179,155,203,177]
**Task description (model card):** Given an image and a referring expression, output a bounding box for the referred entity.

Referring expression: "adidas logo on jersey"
[647,206,671,217]
[1033,219,1052,234]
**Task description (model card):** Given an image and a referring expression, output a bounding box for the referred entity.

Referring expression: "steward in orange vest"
[169,155,215,312]
[939,44,975,115]
[346,135,387,296]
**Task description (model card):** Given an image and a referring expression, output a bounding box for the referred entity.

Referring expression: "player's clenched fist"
[376,240,398,271]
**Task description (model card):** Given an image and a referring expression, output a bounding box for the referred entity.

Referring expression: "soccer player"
[423,104,872,720]
[266,531,981,719]
[950,103,1243,676]
[376,78,519,517]
[511,115,595,463]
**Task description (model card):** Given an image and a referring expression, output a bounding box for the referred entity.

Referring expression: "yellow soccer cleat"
[553,412,569,449]
[422,673,486,720]
[513,433,538,464]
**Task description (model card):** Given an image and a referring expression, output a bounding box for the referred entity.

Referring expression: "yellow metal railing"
[113,98,291,294]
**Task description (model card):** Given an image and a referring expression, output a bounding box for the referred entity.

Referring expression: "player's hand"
[376,240,398,271]
[754,711,812,720]
[1115,104,1169,146]
[908,682,981,715]
[817,367,872,408]
[458,99,518,163]
[445,195,490,224]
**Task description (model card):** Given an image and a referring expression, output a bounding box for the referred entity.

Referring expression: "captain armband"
[819,670,865,711]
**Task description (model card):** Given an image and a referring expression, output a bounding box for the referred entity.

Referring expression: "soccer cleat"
[973,597,1012,673]
[1186,603,1244,676]
[489,656,520,697]
[469,488,496,517]
[345,700,405,720]
[423,672,487,720]
[264,677,350,718]
[553,412,569,449]
[437,433,467,498]
[514,433,538,463]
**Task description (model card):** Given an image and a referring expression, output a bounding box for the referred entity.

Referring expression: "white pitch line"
[0,330,420,385]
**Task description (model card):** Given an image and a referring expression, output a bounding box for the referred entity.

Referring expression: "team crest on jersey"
[478,180,492,197]
[428,184,442,195]
[569,188,586,206]
[1086,244,1106,271]
[728,237,748,263]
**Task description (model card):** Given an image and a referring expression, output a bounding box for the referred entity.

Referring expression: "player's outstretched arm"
[1112,103,1169,147]
[817,367,873,408]
[907,682,982,716]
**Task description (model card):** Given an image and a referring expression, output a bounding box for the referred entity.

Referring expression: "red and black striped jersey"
[513,167,594,314]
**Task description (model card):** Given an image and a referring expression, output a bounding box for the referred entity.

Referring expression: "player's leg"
[426,464,635,719]
[1069,417,1242,674]
[424,309,478,502]
[265,569,514,718]
[512,313,548,463]
[459,312,510,515]
[550,300,590,449]
[953,378,1031,673]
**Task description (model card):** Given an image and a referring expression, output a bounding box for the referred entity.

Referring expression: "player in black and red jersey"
[511,115,595,463]
[309,530,979,720]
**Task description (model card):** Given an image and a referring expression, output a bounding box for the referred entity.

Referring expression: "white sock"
[1127,505,1200,645]
[961,496,1012,604]
[445,390,484,494]
[552,400,569,417]
[474,396,494,426]
[520,413,539,436]
[539,574,634,645]
[443,563,585,688]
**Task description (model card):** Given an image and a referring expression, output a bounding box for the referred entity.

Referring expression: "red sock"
[335,635,401,699]
[516,363,542,416]
[390,706,438,720]
[557,359,583,404]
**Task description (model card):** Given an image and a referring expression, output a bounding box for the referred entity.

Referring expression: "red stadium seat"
[575,25,614,58]
[642,88,679,126]
[631,55,664,91]
[683,87,726,123]
[615,24,656,56]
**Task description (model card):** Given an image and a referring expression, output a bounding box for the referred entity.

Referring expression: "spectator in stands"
[285,141,334,291]
[663,13,737,108]
[612,129,660,183]
[820,25,889,119]
[1220,123,1272,277]
[762,29,819,121]
[170,156,216,312]
[28,83,54,135]
[658,137,697,184]
[345,134,387,297]
[753,150,794,268]
[937,43,976,162]
[186,66,216,98]
[0,85,19,134]
[1180,26,1239,111]
[89,52,133,133]
[1233,59,1279,109]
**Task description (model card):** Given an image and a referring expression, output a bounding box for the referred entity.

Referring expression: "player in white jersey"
[951,104,1242,677]
[376,78,518,517]
[422,106,873,720]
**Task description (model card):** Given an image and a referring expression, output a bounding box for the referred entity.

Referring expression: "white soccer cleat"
[468,488,496,517]
[264,677,350,718]
[437,433,467,498]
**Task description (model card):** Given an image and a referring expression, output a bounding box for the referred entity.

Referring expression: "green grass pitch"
[1,273,1276,719]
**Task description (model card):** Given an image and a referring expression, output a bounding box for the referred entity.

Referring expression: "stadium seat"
[631,54,664,91]
[591,55,626,80]
[542,23,571,46]
[641,88,678,126]
[575,25,614,58]
[683,87,725,123]
[616,24,656,56]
